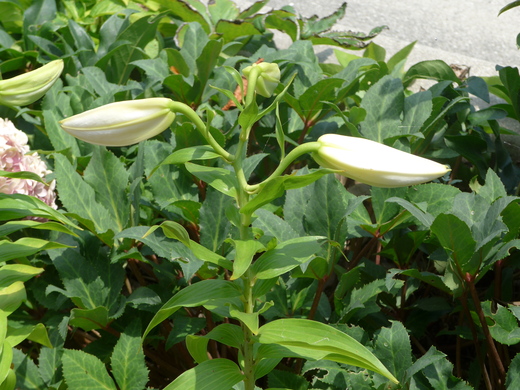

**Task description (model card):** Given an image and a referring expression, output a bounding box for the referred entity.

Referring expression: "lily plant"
[59,62,449,389]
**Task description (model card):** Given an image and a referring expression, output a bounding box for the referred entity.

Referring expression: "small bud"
[313,134,450,187]
[0,59,64,107]
[59,98,176,146]
[243,62,281,98]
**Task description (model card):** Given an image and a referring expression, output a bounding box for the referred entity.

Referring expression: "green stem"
[245,65,262,107]
[247,142,322,193]
[168,101,233,162]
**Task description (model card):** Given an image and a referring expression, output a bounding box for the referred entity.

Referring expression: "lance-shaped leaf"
[143,280,241,339]
[257,318,398,384]
[251,236,325,280]
[0,264,43,289]
[163,359,244,390]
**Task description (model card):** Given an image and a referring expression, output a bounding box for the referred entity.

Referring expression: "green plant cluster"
[2,0,520,389]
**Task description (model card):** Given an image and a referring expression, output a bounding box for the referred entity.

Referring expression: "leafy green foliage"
[3,0,520,389]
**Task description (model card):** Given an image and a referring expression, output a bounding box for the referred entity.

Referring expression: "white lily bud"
[0,59,64,107]
[243,62,281,98]
[313,134,450,188]
[59,98,176,146]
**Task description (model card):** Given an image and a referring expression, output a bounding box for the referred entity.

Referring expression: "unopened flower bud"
[313,134,450,187]
[243,62,280,98]
[0,59,63,107]
[59,98,176,146]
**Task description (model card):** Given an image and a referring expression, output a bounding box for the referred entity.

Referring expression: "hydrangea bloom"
[0,118,56,208]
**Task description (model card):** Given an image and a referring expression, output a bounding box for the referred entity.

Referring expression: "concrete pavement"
[234,0,520,77]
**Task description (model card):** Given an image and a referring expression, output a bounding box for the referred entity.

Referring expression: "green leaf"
[404,60,461,85]
[304,174,349,240]
[155,0,210,34]
[499,1,520,15]
[430,214,477,274]
[48,245,125,312]
[422,351,472,389]
[360,75,404,142]
[387,41,416,72]
[149,145,221,177]
[0,193,77,228]
[196,39,223,88]
[252,209,299,242]
[185,162,237,197]
[506,353,520,389]
[0,340,13,385]
[11,348,44,390]
[251,236,324,280]
[69,306,110,331]
[242,169,335,215]
[374,321,412,383]
[144,141,198,209]
[62,349,117,390]
[0,282,25,313]
[482,302,520,345]
[215,20,262,42]
[0,264,43,289]
[83,147,130,232]
[186,335,210,364]
[257,318,398,384]
[205,323,244,349]
[0,238,69,262]
[111,322,148,390]
[6,323,51,348]
[0,170,45,183]
[163,359,244,390]
[200,188,233,252]
[230,238,265,280]
[54,154,117,235]
[104,15,161,84]
[143,280,241,339]
[0,220,78,238]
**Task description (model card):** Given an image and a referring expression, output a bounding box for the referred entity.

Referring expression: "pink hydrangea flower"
[0,118,56,208]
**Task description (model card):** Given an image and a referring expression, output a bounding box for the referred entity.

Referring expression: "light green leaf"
[62,349,117,390]
[6,323,51,348]
[185,162,237,197]
[0,220,78,238]
[0,264,43,289]
[257,319,398,384]
[0,193,78,228]
[230,239,265,280]
[0,282,25,313]
[164,359,244,390]
[251,236,325,280]
[143,280,241,339]
[0,238,70,262]
[149,145,221,177]
[186,335,210,364]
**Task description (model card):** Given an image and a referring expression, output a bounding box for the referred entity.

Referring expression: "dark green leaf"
[360,75,404,142]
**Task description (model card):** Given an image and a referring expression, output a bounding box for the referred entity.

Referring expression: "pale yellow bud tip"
[59,98,176,147]
[313,134,450,188]
[243,62,281,98]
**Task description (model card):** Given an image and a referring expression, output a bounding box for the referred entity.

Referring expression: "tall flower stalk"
[57,62,453,389]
